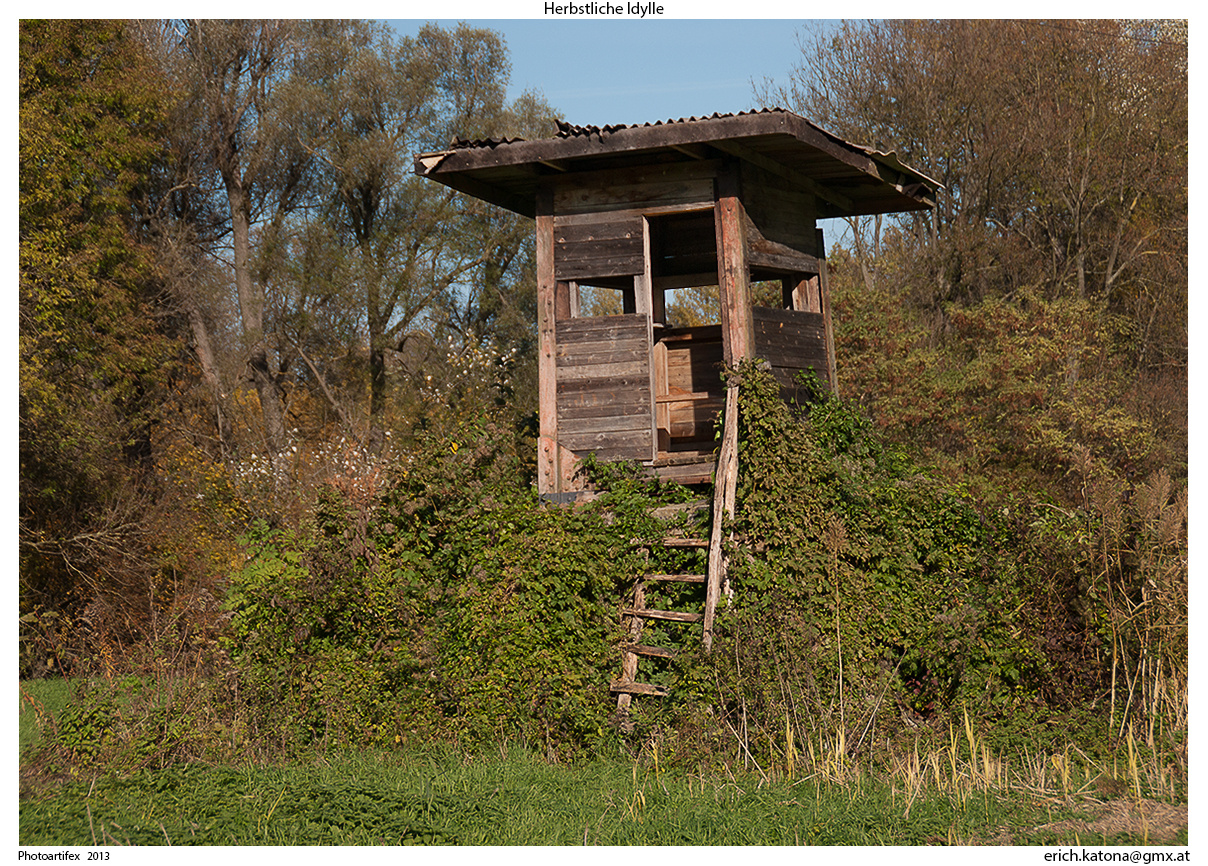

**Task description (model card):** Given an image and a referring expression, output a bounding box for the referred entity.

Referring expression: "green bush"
[670,362,1052,760]
[224,415,689,755]
[218,365,1182,765]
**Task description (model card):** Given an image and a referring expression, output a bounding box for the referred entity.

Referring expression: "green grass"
[18,680,1187,846]
[19,678,77,755]
[18,745,1163,846]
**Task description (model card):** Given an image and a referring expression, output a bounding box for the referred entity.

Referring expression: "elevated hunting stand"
[416,108,938,707]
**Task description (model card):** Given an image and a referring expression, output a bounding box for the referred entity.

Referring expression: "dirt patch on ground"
[1029,798,1188,844]
[970,797,1187,845]
[1054,798,1186,842]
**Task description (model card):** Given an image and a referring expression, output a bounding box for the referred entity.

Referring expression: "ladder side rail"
[702,383,739,651]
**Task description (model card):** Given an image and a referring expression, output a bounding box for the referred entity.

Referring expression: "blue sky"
[388,18,828,127]
[389,16,861,246]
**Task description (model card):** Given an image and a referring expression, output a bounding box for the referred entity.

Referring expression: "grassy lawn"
[15,748,1120,846]
[18,680,1188,846]
[19,677,77,755]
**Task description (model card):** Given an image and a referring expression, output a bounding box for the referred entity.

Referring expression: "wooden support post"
[653,340,669,453]
[554,280,572,321]
[536,187,559,494]
[714,167,753,364]
[568,281,580,319]
[615,580,646,715]
[816,228,839,394]
[636,226,658,461]
[784,273,821,313]
[558,443,582,492]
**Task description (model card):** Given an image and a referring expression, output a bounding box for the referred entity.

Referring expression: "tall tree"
[285,22,555,433]
[20,20,177,639]
[156,19,319,462]
[759,19,1187,490]
[764,19,1187,324]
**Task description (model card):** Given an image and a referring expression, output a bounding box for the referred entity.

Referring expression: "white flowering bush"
[418,333,519,417]
[220,333,526,528]
[228,429,404,511]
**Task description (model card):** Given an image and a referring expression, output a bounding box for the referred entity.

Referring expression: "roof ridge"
[448,108,799,151]
[556,106,789,139]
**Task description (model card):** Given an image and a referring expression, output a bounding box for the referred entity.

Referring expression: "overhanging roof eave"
[414,109,941,218]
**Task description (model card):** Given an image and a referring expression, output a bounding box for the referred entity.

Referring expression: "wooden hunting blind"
[417,109,938,698]
[415,109,938,496]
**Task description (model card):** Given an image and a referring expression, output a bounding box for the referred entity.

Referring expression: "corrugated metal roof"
[449,109,797,146]
[421,108,940,219]
[451,109,795,148]
[449,134,529,150]
[554,108,786,139]
[448,108,937,189]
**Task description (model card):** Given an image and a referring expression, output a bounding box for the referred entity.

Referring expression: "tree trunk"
[369,345,387,422]
[226,177,287,460]
[363,245,388,423]
[180,289,232,450]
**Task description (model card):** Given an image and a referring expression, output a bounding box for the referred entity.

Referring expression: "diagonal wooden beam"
[709,139,855,213]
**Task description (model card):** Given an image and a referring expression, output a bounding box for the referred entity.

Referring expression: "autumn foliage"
[19,19,1186,769]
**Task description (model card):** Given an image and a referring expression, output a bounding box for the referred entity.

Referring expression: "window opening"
[646,212,724,455]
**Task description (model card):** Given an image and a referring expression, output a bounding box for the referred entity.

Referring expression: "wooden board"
[663,338,724,395]
[556,315,649,340]
[667,399,724,440]
[553,215,644,280]
[555,314,653,461]
[753,308,827,352]
[556,178,715,217]
[751,306,832,400]
[536,187,558,494]
[610,681,670,697]
[715,168,753,363]
[741,159,818,254]
[649,460,716,485]
[649,210,718,278]
[553,161,718,217]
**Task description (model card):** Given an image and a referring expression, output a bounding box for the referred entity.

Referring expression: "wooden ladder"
[610,385,740,713]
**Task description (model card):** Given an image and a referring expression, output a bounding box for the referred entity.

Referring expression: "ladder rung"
[610,681,670,697]
[661,537,709,548]
[623,643,677,660]
[648,500,710,520]
[644,572,706,583]
[622,608,703,623]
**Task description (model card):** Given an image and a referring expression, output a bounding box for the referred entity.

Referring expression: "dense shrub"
[223,415,689,755]
[216,364,1185,764]
[659,366,1039,754]
[640,363,1181,770]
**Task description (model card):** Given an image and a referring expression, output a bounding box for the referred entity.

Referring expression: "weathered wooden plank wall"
[553,162,717,216]
[741,161,818,256]
[661,326,724,393]
[751,306,830,402]
[649,211,717,278]
[655,325,722,444]
[553,216,644,280]
[556,315,654,461]
[552,164,716,283]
